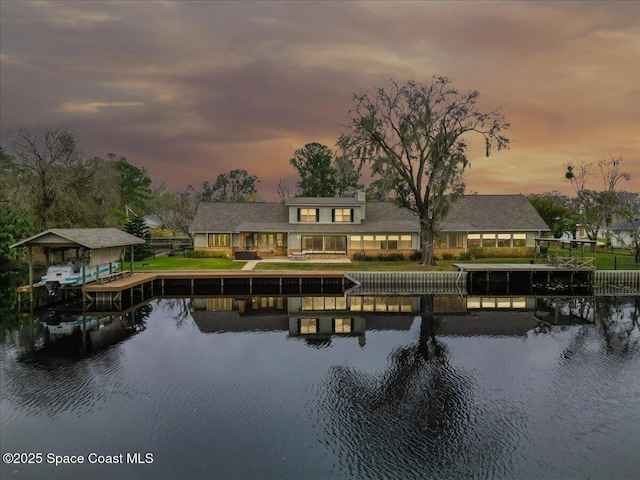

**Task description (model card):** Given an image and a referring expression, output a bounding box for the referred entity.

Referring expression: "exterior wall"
[288,205,364,225]
[193,233,207,248]
[90,246,125,266]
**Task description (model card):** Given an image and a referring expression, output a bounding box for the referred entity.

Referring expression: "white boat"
[41,259,119,294]
[41,312,102,337]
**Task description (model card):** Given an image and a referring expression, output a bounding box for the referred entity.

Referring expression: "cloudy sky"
[1,0,638,200]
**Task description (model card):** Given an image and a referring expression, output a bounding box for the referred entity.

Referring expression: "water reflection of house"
[191,296,422,344]
[190,295,589,341]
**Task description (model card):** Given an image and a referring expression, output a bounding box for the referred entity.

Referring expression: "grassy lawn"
[254,261,457,271]
[130,255,245,271]
[127,252,638,272]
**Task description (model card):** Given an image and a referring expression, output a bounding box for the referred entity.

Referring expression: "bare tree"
[613,191,640,263]
[276,178,290,204]
[565,157,631,240]
[3,128,98,230]
[339,77,509,264]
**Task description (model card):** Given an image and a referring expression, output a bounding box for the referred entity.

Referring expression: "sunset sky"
[1,0,638,200]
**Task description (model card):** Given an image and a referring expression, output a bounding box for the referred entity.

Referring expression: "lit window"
[497,234,511,247]
[400,297,413,312]
[513,234,526,247]
[350,296,362,311]
[351,235,362,250]
[363,235,374,249]
[387,235,399,249]
[208,234,230,247]
[299,208,318,222]
[400,235,412,249]
[333,318,352,333]
[333,208,352,222]
[481,234,496,247]
[467,234,481,248]
[299,318,318,334]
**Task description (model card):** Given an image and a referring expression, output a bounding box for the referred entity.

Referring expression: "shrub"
[442,252,455,260]
[352,251,369,261]
[377,252,406,261]
[458,251,474,261]
[468,247,534,259]
[408,250,422,262]
[185,249,228,259]
[352,252,406,262]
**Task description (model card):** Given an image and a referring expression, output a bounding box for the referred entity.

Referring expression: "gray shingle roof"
[10,228,146,249]
[610,218,640,230]
[285,197,364,206]
[189,195,550,234]
[190,203,289,233]
[439,195,550,232]
[190,201,420,233]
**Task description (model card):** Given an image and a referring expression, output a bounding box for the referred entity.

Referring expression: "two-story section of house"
[189,193,549,259]
[189,191,420,258]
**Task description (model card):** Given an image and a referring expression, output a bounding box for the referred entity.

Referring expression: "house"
[189,193,550,258]
[605,218,640,249]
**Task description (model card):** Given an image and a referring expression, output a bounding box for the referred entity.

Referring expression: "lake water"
[1,290,639,480]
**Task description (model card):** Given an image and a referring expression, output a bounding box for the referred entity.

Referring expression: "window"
[513,234,526,247]
[333,318,352,334]
[301,236,347,253]
[298,208,318,222]
[467,234,481,248]
[325,236,347,253]
[363,235,374,249]
[261,234,275,249]
[497,234,511,247]
[276,233,285,247]
[302,296,347,311]
[299,318,318,334]
[351,235,361,250]
[207,297,233,311]
[349,296,361,311]
[375,236,386,250]
[481,233,496,247]
[400,235,412,249]
[447,234,464,248]
[333,208,352,222]
[208,233,230,247]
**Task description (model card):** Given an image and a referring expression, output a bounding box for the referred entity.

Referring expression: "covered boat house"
[11,228,146,295]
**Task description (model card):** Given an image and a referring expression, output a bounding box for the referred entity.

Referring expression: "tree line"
[2,76,638,266]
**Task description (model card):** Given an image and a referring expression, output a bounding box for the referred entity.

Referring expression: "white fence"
[345,271,467,294]
[593,270,640,295]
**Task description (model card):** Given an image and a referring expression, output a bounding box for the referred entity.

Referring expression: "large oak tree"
[339,77,510,264]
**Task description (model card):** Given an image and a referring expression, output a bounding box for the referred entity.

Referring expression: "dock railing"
[345,271,467,294]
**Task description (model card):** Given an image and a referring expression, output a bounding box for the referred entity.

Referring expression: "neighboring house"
[189,193,550,258]
[143,215,163,230]
[605,218,640,249]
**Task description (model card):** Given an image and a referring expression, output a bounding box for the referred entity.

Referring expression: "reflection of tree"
[160,298,194,328]
[319,295,520,479]
[552,297,639,366]
[595,296,640,355]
